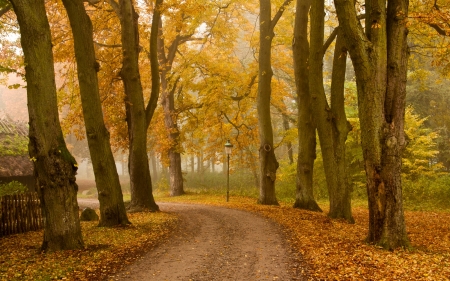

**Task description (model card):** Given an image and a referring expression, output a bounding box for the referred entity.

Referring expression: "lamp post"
[225,139,233,202]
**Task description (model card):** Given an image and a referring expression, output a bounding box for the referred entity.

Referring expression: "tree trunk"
[334,0,410,249]
[197,152,203,173]
[150,151,158,183]
[282,113,294,165]
[157,18,185,196]
[160,74,185,196]
[310,1,353,222]
[10,0,84,251]
[257,0,279,205]
[117,0,158,211]
[62,0,129,226]
[328,28,354,222]
[292,0,321,211]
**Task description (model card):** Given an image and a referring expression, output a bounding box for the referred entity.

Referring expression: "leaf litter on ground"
[1,194,449,280]
[0,211,178,281]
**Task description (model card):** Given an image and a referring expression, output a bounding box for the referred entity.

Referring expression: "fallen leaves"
[0,211,178,281]
[1,194,449,280]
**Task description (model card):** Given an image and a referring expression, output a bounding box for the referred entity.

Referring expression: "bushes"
[0,181,27,197]
[403,175,450,209]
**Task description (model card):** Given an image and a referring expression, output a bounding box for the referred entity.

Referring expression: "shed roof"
[0,155,33,177]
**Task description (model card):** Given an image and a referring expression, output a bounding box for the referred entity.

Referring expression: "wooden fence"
[0,192,43,236]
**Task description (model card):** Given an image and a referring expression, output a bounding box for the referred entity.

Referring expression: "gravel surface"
[77,199,304,281]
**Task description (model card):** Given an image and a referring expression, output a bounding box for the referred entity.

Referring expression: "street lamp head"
[224,139,233,155]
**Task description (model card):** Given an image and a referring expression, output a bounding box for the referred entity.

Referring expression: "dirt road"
[78,200,303,280]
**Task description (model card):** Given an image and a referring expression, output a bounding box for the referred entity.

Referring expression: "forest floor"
[0,194,449,280]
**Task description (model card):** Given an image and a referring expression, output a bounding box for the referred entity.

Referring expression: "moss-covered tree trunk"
[116,0,158,211]
[62,0,129,226]
[309,1,354,222]
[328,28,354,222]
[292,0,321,211]
[10,0,84,251]
[334,0,410,249]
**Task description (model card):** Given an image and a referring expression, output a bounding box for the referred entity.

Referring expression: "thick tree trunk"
[118,0,158,211]
[334,0,410,249]
[328,28,354,222]
[257,0,279,205]
[62,0,129,226]
[292,0,321,211]
[10,0,84,251]
[309,0,344,218]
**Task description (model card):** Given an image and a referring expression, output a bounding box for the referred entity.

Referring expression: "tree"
[334,0,410,248]
[309,1,353,222]
[257,0,293,205]
[292,0,321,211]
[9,0,84,251]
[109,0,159,211]
[61,0,130,226]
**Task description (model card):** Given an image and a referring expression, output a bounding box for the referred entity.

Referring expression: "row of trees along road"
[1,0,449,251]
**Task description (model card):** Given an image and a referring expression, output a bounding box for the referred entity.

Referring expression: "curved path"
[78,200,303,280]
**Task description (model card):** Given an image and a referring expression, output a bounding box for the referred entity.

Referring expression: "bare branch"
[230,75,257,101]
[107,0,120,15]
[271,0,294,30]
[323,27,339,54]
[428,23,447,36]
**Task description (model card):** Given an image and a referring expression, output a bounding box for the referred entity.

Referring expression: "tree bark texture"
[10,0,84,251]
[62,0,130,226]
[310,0,347,219]
[145,0,163,126]
[158,18,184,197]
[334,0,410,249]
[292,0,321,211]
[118,0,158,211]
[328,28,354,222]
[257,0,279,205]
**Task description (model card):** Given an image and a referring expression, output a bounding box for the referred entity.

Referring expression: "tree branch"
[107,0,120,15]
[428,23,447,36]
[323,27,339,54]
[0,4,11,17]
[146,0,163,128]
[271,0,294,30]
[230,75,257,101]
